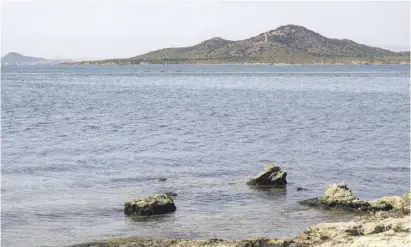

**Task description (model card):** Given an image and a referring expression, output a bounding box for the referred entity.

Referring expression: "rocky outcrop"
[124,194,176,216]
[370,196,405,210]
[403,191,410,201]
[92,25,409,65]
[70,215,410,247]
[403,190,410,213]
[292,215,410,247]
[69,237,291,247]
[247,164,287,187]
[370,190,411,215]
[298,183,393,212]
[71,185,410,247]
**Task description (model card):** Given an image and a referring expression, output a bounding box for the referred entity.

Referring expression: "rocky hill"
[82,25,410,64]
[1,52,48,65]
[1,52,72,65]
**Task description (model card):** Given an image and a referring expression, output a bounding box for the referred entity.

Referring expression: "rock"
[294,215,410,247]
[370,196,405,211]
[158,177,167,182]
[370,193,411,215]
[369,200,394,211]
[68,237,292,247]
[298,183,393,212]
[403,190,410,201]
[124,194,176,216]
[322,183,356,203]
[362,221,386,235]
[246,164,287,187]
[296,187,308,191]
[403,190,410,213]
[70,216,410,247]
[375,210,406,219]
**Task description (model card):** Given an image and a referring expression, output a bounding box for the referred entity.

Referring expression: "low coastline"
[69,214,410,247]
[62,61,411,66]
[70,185,410,247]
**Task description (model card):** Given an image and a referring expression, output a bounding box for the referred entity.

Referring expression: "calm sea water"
[1,64,410,247]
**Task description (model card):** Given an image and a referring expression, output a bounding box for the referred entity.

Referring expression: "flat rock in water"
[124,194,176,216]
[246,164,287,187]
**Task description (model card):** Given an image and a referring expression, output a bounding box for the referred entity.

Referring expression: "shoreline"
[69,214,410,247]
[69,187,410,247]
[59,62,411,66]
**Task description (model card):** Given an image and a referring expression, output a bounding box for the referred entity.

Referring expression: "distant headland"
[1,52,74,66]
[4,25,410,66]
[75,24,410,65]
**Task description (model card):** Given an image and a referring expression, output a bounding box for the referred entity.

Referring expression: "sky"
[1,0,410,60]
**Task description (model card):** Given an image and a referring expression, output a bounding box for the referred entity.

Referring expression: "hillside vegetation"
[81,25,410,65]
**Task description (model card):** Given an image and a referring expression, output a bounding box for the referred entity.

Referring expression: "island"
[75,24,410,65]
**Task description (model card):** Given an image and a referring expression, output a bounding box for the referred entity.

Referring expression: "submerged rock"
[124,194,176,216]
[246,164,287,187]
[158,177,167,182]
[298,183,393,212]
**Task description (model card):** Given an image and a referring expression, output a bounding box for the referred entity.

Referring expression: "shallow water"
[1,64,410,247]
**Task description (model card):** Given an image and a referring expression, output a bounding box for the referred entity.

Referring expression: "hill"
[1,52,74,65]
[1,52,49,65]
[80,25,410,65]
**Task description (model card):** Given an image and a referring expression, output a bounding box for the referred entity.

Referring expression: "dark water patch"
[110,176,154,183]
[376,166,410,172]
[32,213,67,219]
[127,213,176,223]
[1,163,77,175]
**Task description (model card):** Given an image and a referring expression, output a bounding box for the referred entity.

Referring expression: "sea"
[1,64,410,247]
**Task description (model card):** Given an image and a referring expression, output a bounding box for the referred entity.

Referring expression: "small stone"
[158,177,167,182]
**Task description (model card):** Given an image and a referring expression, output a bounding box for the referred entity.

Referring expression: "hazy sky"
[2,0,410,60]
